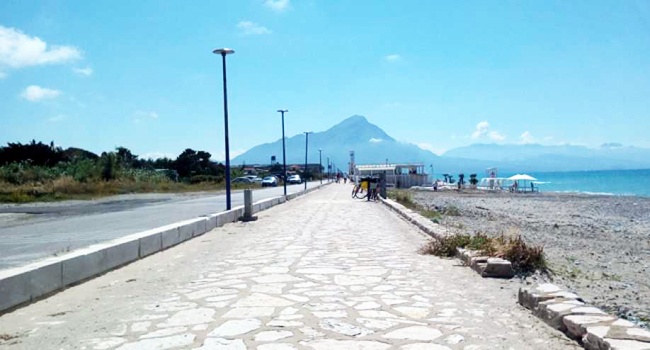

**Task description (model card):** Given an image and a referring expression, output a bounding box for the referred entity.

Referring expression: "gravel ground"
[410,188,650,327]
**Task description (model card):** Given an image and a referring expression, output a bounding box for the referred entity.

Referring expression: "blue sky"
[2,0,650,160]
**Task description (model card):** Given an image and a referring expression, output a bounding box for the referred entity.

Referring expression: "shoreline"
[410,188,650,328]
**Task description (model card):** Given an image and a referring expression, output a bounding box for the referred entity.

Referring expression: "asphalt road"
[0,182,325,270]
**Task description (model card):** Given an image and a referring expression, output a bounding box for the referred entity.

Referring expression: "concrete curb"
[378,196,514,278]
[519,283,650,349]
[0,183,331,314]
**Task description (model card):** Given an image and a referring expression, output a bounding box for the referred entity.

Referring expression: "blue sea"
[432,169,650,197]
[508,169,650,197]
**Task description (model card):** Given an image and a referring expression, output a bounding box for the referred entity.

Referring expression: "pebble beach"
[411,188,650,327]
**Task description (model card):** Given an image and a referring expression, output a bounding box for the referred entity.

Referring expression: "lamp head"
[213,48,235,55]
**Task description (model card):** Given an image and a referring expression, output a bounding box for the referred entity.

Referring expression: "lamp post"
[303,132,313,190]
[327,157,330,182]
[213,47,235,210]
[277,109,288,196]
[318,149,322,185]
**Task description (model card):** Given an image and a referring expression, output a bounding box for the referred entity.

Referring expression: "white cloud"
[417,142,446,155]
[73,66,93,76]
[471,121,490,139]
[489,131,505,141]
[385,54,401,62]
[264,0,290,12]
[0,25,81,75]
[369,138,383,143]
[519,131,536,144]
[237,21,272,35]
[47,114,66,122]
[133,110,159,124]
[471,121,506,141]
[20,85,61,102]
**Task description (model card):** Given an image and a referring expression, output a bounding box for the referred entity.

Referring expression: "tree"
[100,152,118,181]
[115,147,138,169]
[173,149,221,179]
[0,140,66,166]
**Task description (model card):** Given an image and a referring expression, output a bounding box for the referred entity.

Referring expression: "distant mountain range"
[233,115,650,175]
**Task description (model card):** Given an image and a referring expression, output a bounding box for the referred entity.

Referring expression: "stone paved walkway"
[0,184,579,349]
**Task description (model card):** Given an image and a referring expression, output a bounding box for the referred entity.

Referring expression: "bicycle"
[352,183,366,199]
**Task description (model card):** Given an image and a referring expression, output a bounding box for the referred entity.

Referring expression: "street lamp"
[327,157,330,182]
[277,109,288,196]
[303,131,313,190]
[213,47,235,210]
[318,149,322,185]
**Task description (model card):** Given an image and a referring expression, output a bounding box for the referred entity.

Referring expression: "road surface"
[0,182,324,270]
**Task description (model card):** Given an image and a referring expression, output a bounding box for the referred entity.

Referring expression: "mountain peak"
[326,115,394,142]
[335,115,369,127]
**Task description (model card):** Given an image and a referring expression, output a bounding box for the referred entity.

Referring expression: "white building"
[354,163,429,188]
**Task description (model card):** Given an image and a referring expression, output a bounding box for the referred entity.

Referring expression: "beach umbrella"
[507,174,538,192]
[508,174,537,181]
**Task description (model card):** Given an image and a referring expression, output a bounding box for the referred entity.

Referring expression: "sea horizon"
[432,168,650,198]
[503,168,650,198]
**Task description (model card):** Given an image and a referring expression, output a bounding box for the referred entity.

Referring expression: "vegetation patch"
[0,141,272,203]
[387,190,443,222]
[420,232,546,274]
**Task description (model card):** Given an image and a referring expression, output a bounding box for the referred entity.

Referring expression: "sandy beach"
[410,188,650,327]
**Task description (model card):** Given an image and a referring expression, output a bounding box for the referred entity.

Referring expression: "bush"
[190,175,223,184]
[420,232,546,274]
[419,234,472,257]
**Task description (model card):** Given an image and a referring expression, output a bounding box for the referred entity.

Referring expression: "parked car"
[245,175,263,184]
[231,177,253,184]
[261,176,278,187]
[288,174,302,184]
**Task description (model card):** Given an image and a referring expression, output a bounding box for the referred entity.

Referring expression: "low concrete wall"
[0,183,331,314]
[519,283,650,349]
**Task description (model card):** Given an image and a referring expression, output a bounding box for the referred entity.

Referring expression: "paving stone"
[233,293,294,307]
[394,306,430,318]
[319,318,373,337]
[222,307,275,318]
[207,319,262,337]
[140,326,187,339]
[383,326,443,341]
[115,333,195,350]
[254,330,294,341]
[158,308,215,328]
[257,344,299,350]
[300,339,391,350]
[446,334,465,344]
[197,337,246,350]
[401,344,453,350]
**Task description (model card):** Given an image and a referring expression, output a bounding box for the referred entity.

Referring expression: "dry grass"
[388,190,443,222]
[0,178,261,203]
[420,232,546,274]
